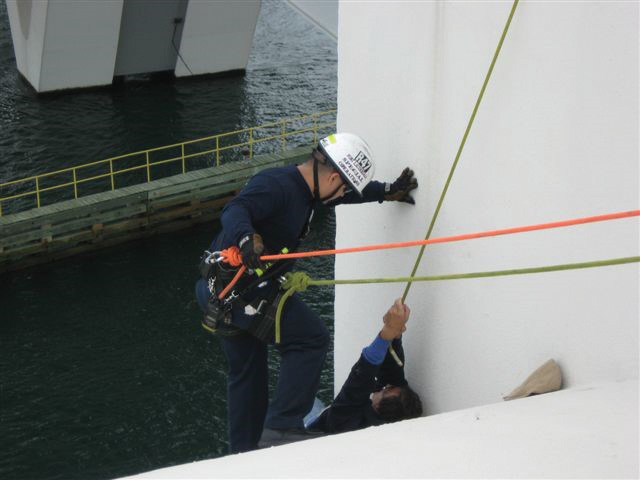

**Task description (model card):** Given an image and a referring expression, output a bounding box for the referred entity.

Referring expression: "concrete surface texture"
[334,0,638,417]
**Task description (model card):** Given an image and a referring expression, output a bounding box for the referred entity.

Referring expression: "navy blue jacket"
[309,338,407,434]
[210,163,386,261]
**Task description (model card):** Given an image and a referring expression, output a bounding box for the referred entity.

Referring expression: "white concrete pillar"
[113,0,189,77]
[335,1,638,415]
[286,0,338,41]
[6,0,123,92]
[175,0,261,77]
[5,0,262,92]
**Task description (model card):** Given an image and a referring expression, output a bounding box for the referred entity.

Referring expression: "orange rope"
[213,209,638,297]
[219,246,243,268]
[217,266,246,300]
[219,209,638,266]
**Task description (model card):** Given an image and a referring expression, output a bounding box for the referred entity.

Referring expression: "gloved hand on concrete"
[384,167,418,204]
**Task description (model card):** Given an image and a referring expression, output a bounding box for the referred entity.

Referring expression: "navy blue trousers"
[195,279,329,453]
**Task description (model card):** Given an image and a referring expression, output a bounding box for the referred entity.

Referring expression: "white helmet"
[317,133,375,196]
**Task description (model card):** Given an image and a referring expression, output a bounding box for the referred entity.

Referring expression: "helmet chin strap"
[313,158,344,204]
[312,148,342,203]
[321,184,344,204]
[313,156,321,202]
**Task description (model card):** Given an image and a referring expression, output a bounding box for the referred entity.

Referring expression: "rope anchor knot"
[282,271,312,293]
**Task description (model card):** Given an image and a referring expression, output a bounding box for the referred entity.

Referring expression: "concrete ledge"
[124,379,638,479]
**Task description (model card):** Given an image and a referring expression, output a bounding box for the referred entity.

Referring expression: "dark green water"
[0,2,337,479]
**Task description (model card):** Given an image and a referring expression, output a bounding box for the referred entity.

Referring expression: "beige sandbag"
[503,359,563,401]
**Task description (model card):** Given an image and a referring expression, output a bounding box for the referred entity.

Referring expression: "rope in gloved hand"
[272,256,640,343]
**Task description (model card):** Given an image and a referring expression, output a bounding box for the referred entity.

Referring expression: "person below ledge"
[259,298,423,448]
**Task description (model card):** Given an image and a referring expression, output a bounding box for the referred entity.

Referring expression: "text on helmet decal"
[353,151,372,173]
[337,151,371,187]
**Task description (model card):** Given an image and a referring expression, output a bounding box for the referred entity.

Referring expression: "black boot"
[258,427,325,448]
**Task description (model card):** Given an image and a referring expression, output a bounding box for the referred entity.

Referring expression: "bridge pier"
[5,0,261,93]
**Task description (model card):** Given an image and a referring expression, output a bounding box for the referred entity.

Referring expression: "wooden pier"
[0,146,309,274]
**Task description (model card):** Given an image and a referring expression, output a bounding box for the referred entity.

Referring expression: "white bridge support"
[5,0,261,92]
[335,0,638,456]
[286,0,338,41]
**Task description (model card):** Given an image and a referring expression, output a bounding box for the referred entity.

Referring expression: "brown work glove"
[239,233,265,271]
[384,167,418,204]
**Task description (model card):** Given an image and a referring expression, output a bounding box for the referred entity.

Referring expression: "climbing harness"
[199,247,293,341]
[199,252,243,336]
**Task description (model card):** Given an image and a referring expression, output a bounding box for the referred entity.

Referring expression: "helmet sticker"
[337,150,371,187]
[318,133,374,195]
[353,151,372,174]
[321,135,337,148]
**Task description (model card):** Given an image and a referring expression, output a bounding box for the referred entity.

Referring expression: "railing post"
[181,143,186,174]
[313,113,318,145]
[36,177,41,208]
[0,110,336,217]
[216,136,220,167]
[146,151,151,182]
[281,119,286,152]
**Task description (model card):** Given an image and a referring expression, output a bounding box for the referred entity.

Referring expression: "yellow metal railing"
[0,110,336,217]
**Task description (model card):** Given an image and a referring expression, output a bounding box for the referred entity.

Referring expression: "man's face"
[371,384,401,412]
[321,171,350,203]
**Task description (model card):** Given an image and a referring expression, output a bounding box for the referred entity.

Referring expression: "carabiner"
[222,290,239,306]
[203,250,226,265]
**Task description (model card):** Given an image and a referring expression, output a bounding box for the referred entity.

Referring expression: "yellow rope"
[273,256,640,343]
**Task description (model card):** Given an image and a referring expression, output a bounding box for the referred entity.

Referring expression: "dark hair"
[376,385,423,423]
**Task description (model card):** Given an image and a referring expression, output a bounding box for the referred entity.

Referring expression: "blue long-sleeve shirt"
[308,337,407,434]
[210,164,386,256]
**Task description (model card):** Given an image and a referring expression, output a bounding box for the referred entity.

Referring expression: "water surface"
[0,2,337,479]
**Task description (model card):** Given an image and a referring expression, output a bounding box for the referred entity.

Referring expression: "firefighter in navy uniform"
[195,133,418,453]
